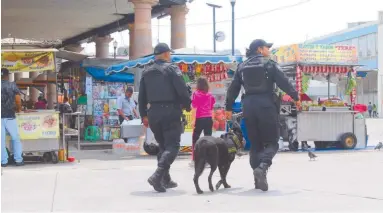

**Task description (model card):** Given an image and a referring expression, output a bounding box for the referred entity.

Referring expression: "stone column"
[14,73,22,81]
[170,5,188,50]
[47,82,56,109]
[29,72,39,102]
[128,23,135,59]
[9,73,14,82]
[94,35,113,58]
[377,11,383,117]
[129,0,158,59]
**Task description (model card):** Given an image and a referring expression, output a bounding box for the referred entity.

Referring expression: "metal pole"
[231,2,235,56]
[327,74,330,100]
[114,47,116,59]
[213,7,216,52]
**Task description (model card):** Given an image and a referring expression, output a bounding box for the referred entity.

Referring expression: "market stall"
[79,58,136,147]
[103,52,243,155]
[273,44,367,150]
[2,49,61,163]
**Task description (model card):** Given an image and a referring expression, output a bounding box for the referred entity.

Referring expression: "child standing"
[190,77,216,166]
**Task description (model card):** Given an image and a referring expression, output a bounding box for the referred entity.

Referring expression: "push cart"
[2,49,61,163]
[273,44,366,150]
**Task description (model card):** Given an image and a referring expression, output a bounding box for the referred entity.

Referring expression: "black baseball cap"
[1,68,10,76]
[249,39,273,52]
[154,43,174,55]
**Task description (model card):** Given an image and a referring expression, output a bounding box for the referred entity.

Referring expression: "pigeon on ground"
[374,142,383,151]
[308,150,317,161]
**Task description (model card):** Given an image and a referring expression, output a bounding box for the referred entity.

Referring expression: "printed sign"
[17,113,59,140]
[273,44,358,65]
[1,51,55,72]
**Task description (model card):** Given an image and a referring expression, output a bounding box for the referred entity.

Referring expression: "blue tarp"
[85,67,134,83]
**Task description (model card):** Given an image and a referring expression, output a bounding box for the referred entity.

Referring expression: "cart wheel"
[339,133,357,149]
[143,143,159,156]
[51,151,59,164]
[43,152,52,163]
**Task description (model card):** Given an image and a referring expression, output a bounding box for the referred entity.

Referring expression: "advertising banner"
[17,113,59,140]
[1,51,55,72]
[273,44,358,65]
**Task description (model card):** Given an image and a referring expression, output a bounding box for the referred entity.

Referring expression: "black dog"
[193,115,244,194]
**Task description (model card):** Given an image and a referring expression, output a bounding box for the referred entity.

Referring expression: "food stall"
[103,52,242,155]
[2,49,61,163]
[273,44,366,150]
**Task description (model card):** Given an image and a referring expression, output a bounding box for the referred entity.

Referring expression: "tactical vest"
[143,63,178,104]
[240,57,275,95]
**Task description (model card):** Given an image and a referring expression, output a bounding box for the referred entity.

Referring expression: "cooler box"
[120,119,144,139]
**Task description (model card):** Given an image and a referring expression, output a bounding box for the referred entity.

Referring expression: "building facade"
[306,11,383,116]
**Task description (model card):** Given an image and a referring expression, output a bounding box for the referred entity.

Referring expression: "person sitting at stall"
[1,68,24,167]
[117,87,138,124]
[60,96,73,114]
[34,96,47,110]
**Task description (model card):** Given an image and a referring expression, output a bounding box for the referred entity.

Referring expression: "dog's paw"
[224,184,231,189]
[197,190,204,194]
[216,180,223,190]
[209,185,215,192]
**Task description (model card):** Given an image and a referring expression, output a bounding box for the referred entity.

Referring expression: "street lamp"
[230,0,236,56]
[206,3,222,52]
[113,40,118,59]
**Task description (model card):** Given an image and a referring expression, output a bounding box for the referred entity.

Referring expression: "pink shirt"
[192,90,215,118]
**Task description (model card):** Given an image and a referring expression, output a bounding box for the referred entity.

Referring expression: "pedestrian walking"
[138,43,192,193]
[368,102,372,118]
[225,39,299,191]
[1,68,24,167]
[189,77,216,167]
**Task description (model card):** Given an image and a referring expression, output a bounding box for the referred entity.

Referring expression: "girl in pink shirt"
[191,77,216,164]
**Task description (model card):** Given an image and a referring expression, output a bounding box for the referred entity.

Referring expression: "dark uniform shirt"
[1,80,20,118]
[225,54,298,111]
[138,59,191,117]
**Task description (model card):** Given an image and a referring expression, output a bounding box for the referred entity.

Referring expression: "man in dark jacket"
[138,43,191,193]
[225,39,299,192]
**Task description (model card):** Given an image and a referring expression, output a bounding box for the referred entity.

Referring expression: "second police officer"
[225,39,299,192]
[138,43,192,193]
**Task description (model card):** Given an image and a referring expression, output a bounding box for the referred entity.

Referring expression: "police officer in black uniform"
[225,39,299,192]
[138,43,191,193]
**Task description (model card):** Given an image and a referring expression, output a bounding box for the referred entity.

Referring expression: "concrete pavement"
[2,149,383,212]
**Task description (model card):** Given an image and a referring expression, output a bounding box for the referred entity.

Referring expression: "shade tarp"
[85,66,134,83]
[104,54,243,75]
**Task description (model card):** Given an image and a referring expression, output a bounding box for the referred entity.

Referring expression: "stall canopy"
[81,58,135,83]
[81,53,243,83]
[104,54,242,75]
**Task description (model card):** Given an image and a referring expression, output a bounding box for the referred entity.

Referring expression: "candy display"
[177,62,229,83]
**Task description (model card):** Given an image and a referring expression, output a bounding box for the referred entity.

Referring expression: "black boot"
[148,167,167,193]
[253,163,269,191]
[162,170,178,189]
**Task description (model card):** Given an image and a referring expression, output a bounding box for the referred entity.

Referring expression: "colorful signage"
[17,113,59,140]
[273,44,358,65]
[1,51,55,72]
